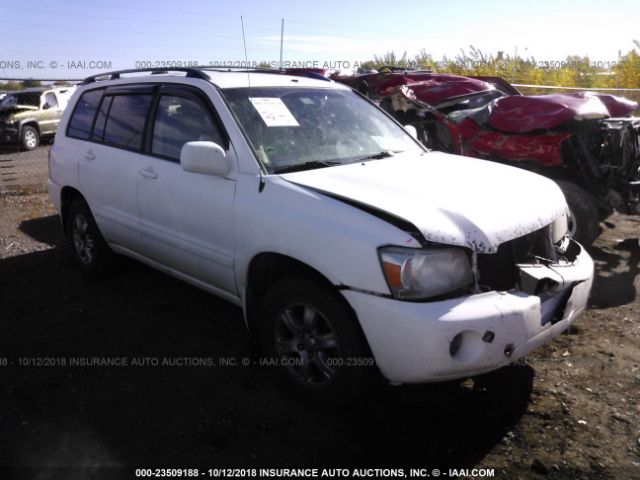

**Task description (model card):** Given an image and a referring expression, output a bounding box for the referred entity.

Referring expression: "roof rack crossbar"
[82,67,210,85]
[200,66,277,72]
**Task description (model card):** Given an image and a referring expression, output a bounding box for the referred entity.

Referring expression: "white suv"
[48,68,594,400]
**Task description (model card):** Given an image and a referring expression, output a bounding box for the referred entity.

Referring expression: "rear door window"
[103,94,152,151]
[67,89,103,140]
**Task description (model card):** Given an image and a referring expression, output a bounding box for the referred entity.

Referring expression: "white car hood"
[281,152,568,253]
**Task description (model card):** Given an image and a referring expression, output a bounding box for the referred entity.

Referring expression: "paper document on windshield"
[249,97,300,127]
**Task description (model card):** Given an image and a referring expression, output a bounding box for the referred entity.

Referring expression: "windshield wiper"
[272,160,342,174]
[355,150,400,162]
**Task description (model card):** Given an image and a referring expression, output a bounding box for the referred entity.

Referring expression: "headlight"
[378,246,473,300]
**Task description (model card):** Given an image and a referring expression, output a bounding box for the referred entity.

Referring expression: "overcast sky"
[0,0,638,79]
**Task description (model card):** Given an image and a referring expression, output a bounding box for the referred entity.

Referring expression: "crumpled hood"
[397,77,639,134]
[487,92,638,133]
[281,152,568,253]
[0,106,33,116]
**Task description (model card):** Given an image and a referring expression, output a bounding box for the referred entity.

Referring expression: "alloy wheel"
[24,130,37,149]
[274,304,340,386]
[72,214,95,265]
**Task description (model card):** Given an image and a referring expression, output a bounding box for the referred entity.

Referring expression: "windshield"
[222,87,423,173]
[0,92,40,108]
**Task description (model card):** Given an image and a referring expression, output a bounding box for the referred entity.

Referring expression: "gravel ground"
[0,193,639,480]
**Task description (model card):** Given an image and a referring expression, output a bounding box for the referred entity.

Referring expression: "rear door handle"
[139,167,158,179]
[84,150,96,161]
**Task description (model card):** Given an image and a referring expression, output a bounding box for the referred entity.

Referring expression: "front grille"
[477,227,553,292]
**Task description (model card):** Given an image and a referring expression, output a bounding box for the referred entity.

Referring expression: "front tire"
[66,198,115,276]
[555,180,599,247]
[260,278,378,404]
[21,126,39,151]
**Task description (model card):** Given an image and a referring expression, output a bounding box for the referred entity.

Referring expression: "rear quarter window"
[67,89,103,140]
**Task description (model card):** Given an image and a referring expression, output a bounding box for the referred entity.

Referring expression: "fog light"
[449,330,485,362]
[450,333,463,357]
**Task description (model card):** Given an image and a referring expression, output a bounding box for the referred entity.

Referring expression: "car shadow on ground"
[17,214,64,247]
[0,215,534,472]
[0,139,53,156]
[0,145,22,155]
[587,238,640,309]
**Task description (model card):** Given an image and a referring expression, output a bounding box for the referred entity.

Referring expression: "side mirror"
[43,103,51,110]
[404,124,418,140]
[180,141,228,177]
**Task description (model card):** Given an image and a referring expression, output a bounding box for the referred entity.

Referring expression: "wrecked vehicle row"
[331,70,640,246]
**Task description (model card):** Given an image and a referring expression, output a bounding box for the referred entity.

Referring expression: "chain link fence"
[0,143,51,195]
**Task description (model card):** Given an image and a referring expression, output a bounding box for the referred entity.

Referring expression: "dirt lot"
[0,193,639,480]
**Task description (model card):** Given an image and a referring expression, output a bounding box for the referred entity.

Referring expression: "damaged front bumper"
[0,125,19,143]
[343,242,594,384]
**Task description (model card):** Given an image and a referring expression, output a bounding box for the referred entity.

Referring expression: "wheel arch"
[243,252,359,337]
[18,119,40,137]
[60,186,86,236]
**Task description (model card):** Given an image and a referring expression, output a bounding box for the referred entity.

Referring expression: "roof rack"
[82,67,211,85]
[201,65,277,73]
[199,66,331,81]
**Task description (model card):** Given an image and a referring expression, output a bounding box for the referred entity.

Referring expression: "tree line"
[1,41,638,97]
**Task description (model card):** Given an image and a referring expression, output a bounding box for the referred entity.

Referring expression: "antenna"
[240,15,250,82]
[279,18,284,71]
[241,15,265,192]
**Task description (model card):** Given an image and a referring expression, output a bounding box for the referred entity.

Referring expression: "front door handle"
[84,150,96,161]
[139,167,158,179]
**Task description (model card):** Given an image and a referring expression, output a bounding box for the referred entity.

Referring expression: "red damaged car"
[334,70,640,246]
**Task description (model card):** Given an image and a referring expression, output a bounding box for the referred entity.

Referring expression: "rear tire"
[66,198,116,276]
[21,126,39,151]
[259,278,378,404]
[555,180,599,247]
